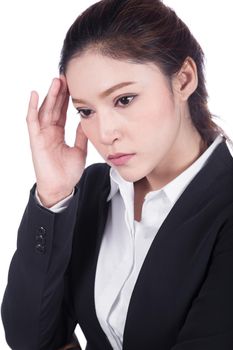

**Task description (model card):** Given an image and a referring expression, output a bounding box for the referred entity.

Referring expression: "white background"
[0,1,232,349]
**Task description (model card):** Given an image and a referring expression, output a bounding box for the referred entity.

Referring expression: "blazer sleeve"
[171,220,233,350]
[1,182,82,350]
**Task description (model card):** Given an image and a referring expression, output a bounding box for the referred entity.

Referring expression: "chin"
[116,168,146,183]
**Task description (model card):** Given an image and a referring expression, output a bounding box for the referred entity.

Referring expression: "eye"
[75,95,137,119]
[115,95,136,107]
[76,108,93,119]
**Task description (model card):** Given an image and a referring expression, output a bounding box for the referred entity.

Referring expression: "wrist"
[36,188,74,208]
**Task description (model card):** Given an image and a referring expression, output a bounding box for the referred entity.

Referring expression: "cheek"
[152,94,178,125]
[137,103,179,146]
[137,90,175,125]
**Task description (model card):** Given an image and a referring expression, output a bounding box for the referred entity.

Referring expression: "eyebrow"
[71,81,136,104]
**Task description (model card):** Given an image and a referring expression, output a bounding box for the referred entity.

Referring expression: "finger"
[52,75,68,124]
[38,79,59,116]
[38,78,61,128]
[56,89,69,127]
[74,122,88,156]
[26,91,40,140]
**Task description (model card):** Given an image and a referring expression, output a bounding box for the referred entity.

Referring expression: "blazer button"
[35,243,46,254]
[36,226,46,253]
[36,234,46,245]
[38,226,46,236]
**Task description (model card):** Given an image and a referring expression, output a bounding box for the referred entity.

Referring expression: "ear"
[172,56,198,101]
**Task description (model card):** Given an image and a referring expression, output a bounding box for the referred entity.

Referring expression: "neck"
[143,125,208,192]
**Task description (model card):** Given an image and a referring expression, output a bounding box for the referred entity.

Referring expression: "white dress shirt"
[35,135,223,349]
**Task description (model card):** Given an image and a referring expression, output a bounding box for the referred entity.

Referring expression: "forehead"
[65,52,170,98]
[66,52,164,79]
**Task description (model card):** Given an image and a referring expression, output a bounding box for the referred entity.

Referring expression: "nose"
[98,110,122,145]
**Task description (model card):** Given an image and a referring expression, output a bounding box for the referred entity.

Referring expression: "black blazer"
[2,140,233,350]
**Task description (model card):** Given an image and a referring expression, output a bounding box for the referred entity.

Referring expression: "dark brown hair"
[59,0,224,144]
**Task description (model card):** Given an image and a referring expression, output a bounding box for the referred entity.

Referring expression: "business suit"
[2,139,233,350]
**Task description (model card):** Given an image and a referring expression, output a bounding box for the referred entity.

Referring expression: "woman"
[2,0,233,349]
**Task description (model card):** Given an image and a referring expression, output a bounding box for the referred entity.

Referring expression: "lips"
[107,153,135,166]
[108,153,133,159]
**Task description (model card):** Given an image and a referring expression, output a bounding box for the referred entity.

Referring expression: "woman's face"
[66,51,193,185]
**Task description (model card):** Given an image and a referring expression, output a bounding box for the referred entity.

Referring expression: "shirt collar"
[107,167,133,202]
[107,135,223,204]
[162,135,223,204]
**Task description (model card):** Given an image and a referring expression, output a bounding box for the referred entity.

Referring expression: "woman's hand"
[26,75,88,207]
